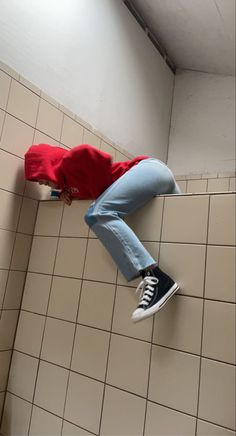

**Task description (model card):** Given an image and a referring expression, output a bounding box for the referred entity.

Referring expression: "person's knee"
[84,207,97,228]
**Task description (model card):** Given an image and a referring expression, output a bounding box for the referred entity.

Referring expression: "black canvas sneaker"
[131,266,179,323]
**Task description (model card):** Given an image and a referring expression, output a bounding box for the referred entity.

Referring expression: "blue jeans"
[84,158,181,281]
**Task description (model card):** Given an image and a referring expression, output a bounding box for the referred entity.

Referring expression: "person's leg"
[84,158,178,279]
[84,158,180,321]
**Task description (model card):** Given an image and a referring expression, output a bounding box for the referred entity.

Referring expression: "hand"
[60,191,72,206]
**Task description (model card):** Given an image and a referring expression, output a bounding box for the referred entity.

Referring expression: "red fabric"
[24,143,150,200]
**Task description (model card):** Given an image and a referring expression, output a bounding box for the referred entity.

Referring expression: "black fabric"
[139,266,175,309]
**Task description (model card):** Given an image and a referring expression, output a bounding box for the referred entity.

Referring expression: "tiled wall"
[0,60,132,427]
[1,191,235,435]
[0,65,39,423]
[175,173,236,194]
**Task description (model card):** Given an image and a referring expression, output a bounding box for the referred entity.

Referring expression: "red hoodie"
[24,144,150,200]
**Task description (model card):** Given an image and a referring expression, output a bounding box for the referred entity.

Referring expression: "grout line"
[0,77,12,144]
[26,205,64,434]
[60,217,90,435]
[195,195,211,435]
[143,196,165,435]
[11,329,236,376]
[97,267,119,434]
[1,268,235,304]
[166,72,176,166]
[4,384,236,433]
[0,175,38,425]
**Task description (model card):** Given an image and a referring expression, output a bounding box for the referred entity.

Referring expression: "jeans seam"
[93,215,143,276]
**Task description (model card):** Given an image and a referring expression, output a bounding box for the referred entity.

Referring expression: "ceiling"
[130,0,235,76]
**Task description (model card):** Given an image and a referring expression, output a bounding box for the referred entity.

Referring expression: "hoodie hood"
[24,144,67,186]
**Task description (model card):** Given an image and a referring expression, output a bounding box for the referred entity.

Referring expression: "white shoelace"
[136,276,159,307]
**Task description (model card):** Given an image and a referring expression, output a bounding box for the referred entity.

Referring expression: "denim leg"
[84,158,180,281]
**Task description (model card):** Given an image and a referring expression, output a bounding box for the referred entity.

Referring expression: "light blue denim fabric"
[84,158,181,281]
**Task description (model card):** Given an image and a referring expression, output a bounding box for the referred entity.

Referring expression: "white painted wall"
[0,0,174,160]
[167,70,235,175]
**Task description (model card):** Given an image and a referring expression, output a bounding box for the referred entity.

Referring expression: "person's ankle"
[140,263,158,277]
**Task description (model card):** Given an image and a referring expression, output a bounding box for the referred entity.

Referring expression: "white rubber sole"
[131,283,179,323]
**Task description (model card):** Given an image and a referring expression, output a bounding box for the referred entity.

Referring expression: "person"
[24,143,181,323]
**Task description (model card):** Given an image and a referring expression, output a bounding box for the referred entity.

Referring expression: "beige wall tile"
[78,280,115,330]
[71,325,110,381]
[0,392,4,420]
[60,200,90,237]
[41,92,60,108]
[187,179,207,193]
[162,195,209,244]
[205,246,235,303]
[186,174,203,180]
[29,406,62,435]
[64,372,104,434]
[0,113,34,157]
[7,79,39,127]
[112,285,153,342]
[145,402,196,436]
[126,197,164,241]
[17,197,38,234]
[61,115,83,147]
[0,62,19,79]
[36,99,63,141]
[229,177,236,191]
[14,311,45,357]
[159,243,206,297]
[34,201,63,236]
[100,385,146,436]
[22,272,51,314]
[1,393,32,436]
[3,271,26,309]
[0,189,22,232]
[83,129,101,149]
[83,238,117,283]
[19,76,40,95]
[218,172,236,178]
[62,420,93,435]
[34,360,68,417]
[0,350,11,391]
[202,300,235,364]
[115,151,128,162]
[0,270,8,308]
[197,420,236,436]
[41,317,75,368]
[0,108,4,135]
[8,350,38,401]
[59,104,75,118]
[208,194,235,245]
[177,180,187,193]
[28,236,58,274]
[0,150,25,195]
[149,345,200,415]
[207,178,230,192]
[24,180,51,201]
[198,358,235,430]
[54,237,87,278]
[48,276,81,322]
[11,233,32,271]
[0,70,11,110]
[33,129,60,145]
[153,295,203,354]
[0,229,15,269]
[100,141,116,159]
[0,310,18,350]
[107,334,151,397]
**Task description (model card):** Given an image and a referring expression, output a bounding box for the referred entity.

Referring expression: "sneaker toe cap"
[131,308,145,323]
